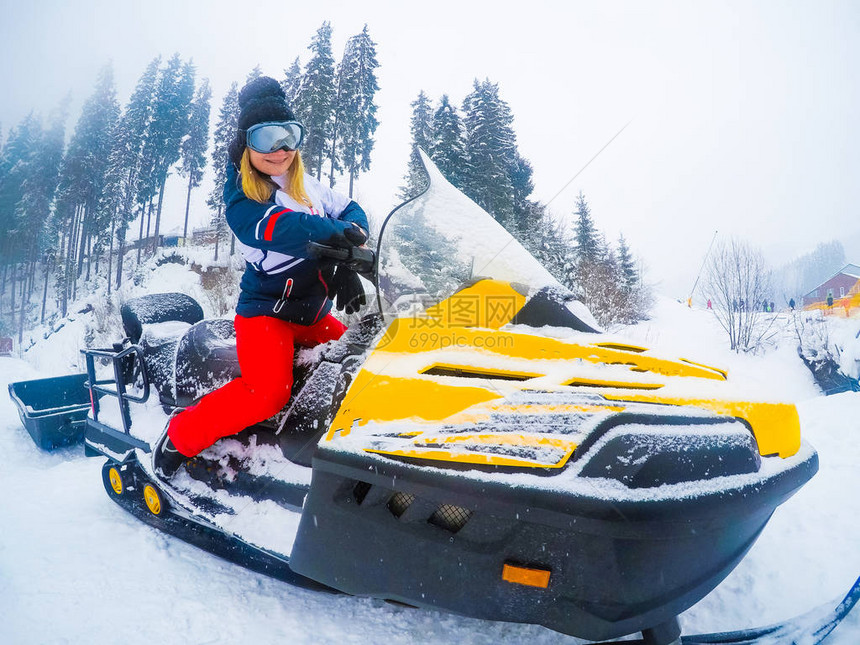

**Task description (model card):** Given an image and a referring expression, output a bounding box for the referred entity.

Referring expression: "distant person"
[707,298,712,310]
[827,294,834,308]
[770,301,774,312]
[789,298,796,311]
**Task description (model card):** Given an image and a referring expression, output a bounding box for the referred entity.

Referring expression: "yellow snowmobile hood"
[324,279,800,471]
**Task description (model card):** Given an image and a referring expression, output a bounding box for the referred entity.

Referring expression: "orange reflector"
[502,563,551,588]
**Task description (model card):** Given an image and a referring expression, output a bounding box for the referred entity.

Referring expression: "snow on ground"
[1,293,859,644]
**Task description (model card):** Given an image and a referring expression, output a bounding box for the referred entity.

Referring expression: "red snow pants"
[167,313,347,457]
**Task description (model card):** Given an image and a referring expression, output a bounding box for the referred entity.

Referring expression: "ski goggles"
[245,121,305,153]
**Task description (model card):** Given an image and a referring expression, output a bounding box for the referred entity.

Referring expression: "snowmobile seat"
[173,319,241,408]
[154,317,339,413]
[120,293,207,407]
[120,292,204,344]
[138,320,195,407]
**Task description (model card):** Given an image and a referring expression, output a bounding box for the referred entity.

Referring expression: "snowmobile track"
[102,460,335,593]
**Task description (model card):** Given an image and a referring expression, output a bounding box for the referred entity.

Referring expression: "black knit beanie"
[228,76,297,166]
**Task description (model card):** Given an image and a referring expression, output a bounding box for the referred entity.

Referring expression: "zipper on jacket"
[312,269,331,324]
[272,278,294,314]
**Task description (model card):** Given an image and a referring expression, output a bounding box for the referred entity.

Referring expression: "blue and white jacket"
[223,162,369,325]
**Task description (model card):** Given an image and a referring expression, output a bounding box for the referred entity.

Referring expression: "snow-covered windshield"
[376,150,564,318]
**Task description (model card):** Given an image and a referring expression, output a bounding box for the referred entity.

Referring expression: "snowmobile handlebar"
[306,241,376,281]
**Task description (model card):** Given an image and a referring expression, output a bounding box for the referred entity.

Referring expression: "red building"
[803,264,860,308]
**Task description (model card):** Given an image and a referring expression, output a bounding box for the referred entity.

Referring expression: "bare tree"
[705,238,776,352]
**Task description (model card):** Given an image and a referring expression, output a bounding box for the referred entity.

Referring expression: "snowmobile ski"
[678,573,860,644]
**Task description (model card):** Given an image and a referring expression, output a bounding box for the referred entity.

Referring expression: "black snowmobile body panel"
[289,439,818,642]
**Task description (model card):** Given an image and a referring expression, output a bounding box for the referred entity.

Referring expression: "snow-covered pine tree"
[0,120,8,307]
[296,22,336,180]
[282,58,303,112]
[508,153,537,240]
[16,105,66,337]
[0,114,39,276]
[73,71,120,284]
[552,214,581,293]
[332,24,380,196]
[0,114,50,333]
[207,82,239,261]
[567,196,650,326]
[572,190,599,263]
[0,115,27,325]
[102,56,160,289]
[50,65,119,307]
[179,78,211,240]
[133,58,167,260]
[429,94,465,189]
[246,65,263,83]
[461,79,516,228]
[617,233,637,293]
[398,90,434,200]
[0,112,65,332]
[521,203,574,289]
[149,55,196,254]
[327,45,346,187]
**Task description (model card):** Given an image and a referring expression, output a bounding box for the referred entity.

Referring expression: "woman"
[153,76,369,478]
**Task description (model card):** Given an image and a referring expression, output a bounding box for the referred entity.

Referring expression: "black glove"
[343,223,368,246]
[329,266,366,315]
[319,259,336,286]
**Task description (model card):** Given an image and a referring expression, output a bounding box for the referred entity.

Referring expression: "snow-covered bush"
[574,257,653,328]
[83,296,124,349]
[194,260,241,317]
[793,310,860,394]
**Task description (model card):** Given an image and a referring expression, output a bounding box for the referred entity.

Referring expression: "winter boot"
[153,416,186,479]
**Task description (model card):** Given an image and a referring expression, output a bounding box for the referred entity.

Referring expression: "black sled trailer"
[61,153,858,643]
[8,372,91,450]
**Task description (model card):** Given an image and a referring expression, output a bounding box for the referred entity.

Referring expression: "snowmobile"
[78,152,855,644]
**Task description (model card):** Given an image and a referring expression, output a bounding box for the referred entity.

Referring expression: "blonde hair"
[239,148,313,208]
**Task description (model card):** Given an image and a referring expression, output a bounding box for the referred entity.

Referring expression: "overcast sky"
[1,0,858,297]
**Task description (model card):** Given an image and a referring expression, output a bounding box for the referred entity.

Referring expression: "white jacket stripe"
[266,257,305,275]
[255,204,280,240]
